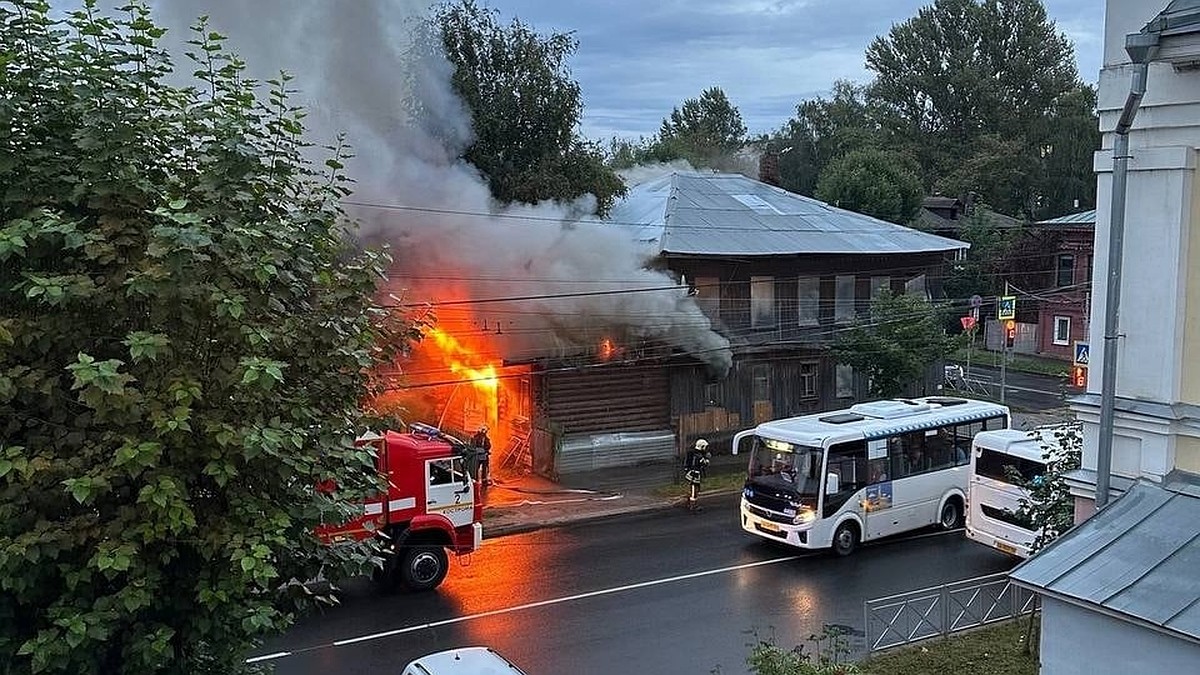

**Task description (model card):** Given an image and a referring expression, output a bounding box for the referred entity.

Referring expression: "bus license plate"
[994,541,1017,555]
[758,521,781,532]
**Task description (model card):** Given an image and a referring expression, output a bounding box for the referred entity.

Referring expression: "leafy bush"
[0,2,412,672]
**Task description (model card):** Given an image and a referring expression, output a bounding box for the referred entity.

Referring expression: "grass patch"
[951,348,1071,378]
[651,466,745,499]
[859,618,1038,675]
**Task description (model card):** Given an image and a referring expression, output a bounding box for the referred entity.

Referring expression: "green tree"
[770,81,884,196]
[652,87,747,169]
[0,3,412,672]
[864,0,1096,218]
[1007,422,1083,552]
[432,0,625,215]
[814,148,924,224]
[834,291,953,398]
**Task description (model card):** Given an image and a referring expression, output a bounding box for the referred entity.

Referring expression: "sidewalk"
[482,453,745,538]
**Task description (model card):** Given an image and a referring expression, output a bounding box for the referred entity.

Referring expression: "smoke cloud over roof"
[152,0,732,377]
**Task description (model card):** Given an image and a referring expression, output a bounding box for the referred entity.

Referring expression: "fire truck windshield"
[746,436,823,498]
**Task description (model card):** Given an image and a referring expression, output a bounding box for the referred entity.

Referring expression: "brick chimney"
[758,151,781,186]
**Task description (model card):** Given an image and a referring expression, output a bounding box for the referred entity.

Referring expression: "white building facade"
[1069,0,1200,519]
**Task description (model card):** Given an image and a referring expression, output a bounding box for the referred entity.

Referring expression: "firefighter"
[683,438,711,512]
[471,425,492,486]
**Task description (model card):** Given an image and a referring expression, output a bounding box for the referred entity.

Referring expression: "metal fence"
[864,572,1038,652]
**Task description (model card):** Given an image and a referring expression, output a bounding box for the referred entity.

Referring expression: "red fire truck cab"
[317,423,483,591]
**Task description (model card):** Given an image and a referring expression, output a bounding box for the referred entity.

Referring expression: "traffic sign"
[1074,341,1090,366]
[970,294,983,309]
[960,316,977,331]
[998,296,1017,321]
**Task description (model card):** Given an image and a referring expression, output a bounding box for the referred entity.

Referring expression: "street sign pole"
[1000,341,1007,404]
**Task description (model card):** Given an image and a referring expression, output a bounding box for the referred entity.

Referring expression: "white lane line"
[249,554,804,662]
[246,652,292,663]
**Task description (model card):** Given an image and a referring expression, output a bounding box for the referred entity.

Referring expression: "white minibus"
[733,396,1010,556]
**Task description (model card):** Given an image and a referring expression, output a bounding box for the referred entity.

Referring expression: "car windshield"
[745,436,823,498]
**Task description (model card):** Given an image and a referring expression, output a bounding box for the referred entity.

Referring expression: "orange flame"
[428,326,499,394]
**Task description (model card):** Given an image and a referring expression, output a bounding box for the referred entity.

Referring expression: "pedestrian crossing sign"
[1074,341,1089,366]
[998,296,1017,321]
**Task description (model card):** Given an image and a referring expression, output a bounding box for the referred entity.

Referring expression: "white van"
[401,646,527,675]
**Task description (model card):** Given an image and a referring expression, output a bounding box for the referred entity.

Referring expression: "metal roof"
[1037,209,1096,226]
[747,396,1009,448]
[607,172,969,257]
[1009,479,1200,643]
[1144,0,1200,36]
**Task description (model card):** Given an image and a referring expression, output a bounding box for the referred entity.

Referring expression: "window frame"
[1053,316,1071,346]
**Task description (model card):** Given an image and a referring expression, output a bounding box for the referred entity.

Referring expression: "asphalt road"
[948,363,1071,412]
[255,494,1016,675]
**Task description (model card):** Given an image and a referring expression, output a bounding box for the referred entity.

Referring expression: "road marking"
[247,554,805,662]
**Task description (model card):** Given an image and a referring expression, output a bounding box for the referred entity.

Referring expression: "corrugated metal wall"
[555,430,676,475]
[542,364,670,435]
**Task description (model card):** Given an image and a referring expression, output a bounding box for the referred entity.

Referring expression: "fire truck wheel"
[400,545,449,592]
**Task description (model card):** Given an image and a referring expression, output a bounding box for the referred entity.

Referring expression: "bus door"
[863,438,903,539]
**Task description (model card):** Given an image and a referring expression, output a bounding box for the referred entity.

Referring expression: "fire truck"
[317,422,483,591]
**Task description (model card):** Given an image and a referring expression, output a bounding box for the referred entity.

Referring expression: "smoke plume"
[151,0,732,377]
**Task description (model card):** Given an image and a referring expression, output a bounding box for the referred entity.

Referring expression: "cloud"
[497,0,1104,139]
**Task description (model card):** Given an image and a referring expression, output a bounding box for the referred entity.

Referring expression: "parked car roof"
[402,646,527,675]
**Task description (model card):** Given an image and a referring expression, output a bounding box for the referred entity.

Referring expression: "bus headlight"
[793,510,816,525]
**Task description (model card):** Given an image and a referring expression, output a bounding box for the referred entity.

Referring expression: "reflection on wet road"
[258,494,1015,674]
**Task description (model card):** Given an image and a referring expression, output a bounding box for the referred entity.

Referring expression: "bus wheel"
[940,500,963,530]
[832,521,859,557]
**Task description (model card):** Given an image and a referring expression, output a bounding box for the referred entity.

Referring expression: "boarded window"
[694,276,720,318]
[751,276,775,328]
[835,275,855,323]
[835,364,854,398]
[798,277,820,326]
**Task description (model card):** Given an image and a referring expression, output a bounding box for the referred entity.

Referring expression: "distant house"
[525,170,964,470]
[912,195,1021,241]
[1032,209,1095,364]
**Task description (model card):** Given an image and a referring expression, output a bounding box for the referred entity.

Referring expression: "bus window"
[823,441,866,517]
[925,427,957,469]
[975,449,1045,485]
[890,431,927,478]
[954,421,982,460]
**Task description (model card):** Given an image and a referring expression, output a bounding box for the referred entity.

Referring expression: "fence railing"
[864,572,1038,652]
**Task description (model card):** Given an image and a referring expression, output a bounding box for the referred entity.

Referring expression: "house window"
[1057,254,1075,288]
[836,364,854,398]
[799,363,818,398]
[694,276,720,318]
[751,276,775,327]
[1053,316,1071,345]
[835,275,855,323]
[798,277,820,326]
[870,276,890,298]
[905,274,928,299]
[1085,255,1093,283]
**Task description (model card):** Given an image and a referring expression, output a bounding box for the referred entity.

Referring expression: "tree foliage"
[432,0,625,215]
[815,148,924,225]
[0,2,412,672]
[769,81,881,197]
[1006,422,1082,552]
[653,87,747,168]
[863,0,1097,219]
[834,291,953,398]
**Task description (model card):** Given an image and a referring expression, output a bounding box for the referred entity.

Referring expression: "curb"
[481,487,742,539]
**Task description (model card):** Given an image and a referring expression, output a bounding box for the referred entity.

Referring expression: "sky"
[487,0,1105,141]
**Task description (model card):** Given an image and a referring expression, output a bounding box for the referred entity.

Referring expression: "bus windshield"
[746,436,824,499]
